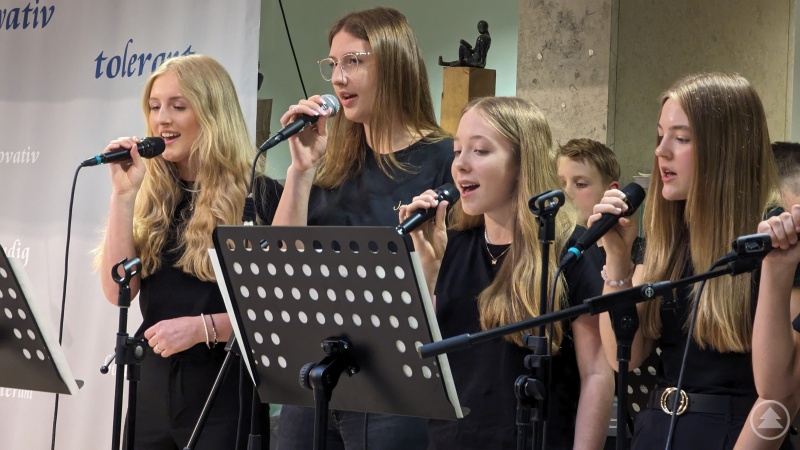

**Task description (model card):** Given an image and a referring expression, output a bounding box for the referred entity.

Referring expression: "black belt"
[647,387,756,416]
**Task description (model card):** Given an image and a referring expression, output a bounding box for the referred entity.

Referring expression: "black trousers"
[278,405,428,450]
[632,408,795,450]
[126,344,267,450]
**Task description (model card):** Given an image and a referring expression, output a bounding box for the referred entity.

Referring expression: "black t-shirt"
[307,138,454,226]
[641,216,800,396]
[427,226,603,450]
[626,238,755,395]
[654,268,756,396]
[135,179,282,337]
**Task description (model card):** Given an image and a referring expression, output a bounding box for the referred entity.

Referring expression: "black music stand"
[0,246,80,394]
[211,226,465,449]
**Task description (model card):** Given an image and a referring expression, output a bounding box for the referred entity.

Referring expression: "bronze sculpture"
[438,20,491,68]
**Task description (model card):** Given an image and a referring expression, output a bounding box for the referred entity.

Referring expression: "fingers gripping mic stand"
[102,257,147,450]
[515,190,565,450]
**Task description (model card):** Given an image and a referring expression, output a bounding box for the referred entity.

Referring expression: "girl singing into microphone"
[590,72,792,449]
[96,54,281,448]
[272,7,453,450]
[401,96,613,450]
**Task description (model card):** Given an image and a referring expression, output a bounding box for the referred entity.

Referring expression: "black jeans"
[278,405,428,450]
[127,344,254,450]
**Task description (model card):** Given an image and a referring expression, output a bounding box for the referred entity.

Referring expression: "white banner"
[0,1,261,448]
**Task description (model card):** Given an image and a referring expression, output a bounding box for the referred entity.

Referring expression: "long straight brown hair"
[315,7,448,189]
[640,73,779,352]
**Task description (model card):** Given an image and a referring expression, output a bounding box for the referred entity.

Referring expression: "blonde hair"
[99,55,257,281]
[450,97,576,350]
[640,73,779,352]
[315,7,448,188]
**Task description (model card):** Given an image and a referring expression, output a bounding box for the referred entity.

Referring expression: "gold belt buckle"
[660,387,689,416]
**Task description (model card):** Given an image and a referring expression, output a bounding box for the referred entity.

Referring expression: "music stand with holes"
[211,226,465,450]
[0,246,80,395]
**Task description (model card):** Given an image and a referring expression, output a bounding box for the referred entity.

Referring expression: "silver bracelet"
[200,313,210,349]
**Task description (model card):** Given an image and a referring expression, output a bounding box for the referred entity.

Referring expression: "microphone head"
[320,94,341,118]
[436,183,460,204]
[139,137,166,158]
[620,183,646,217]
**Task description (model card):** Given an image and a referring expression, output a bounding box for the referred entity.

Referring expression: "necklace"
[484,229,511,265]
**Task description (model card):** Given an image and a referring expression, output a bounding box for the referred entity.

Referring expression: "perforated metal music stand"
[211,226,464,421]
[0,247,80,394]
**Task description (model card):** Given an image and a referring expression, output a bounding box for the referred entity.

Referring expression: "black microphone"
[258,94,340,152]
[396,183,460,235]
[560,182,646,267]
[81,137,166,167]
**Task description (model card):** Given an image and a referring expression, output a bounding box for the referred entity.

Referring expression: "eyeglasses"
[318,52,372,81]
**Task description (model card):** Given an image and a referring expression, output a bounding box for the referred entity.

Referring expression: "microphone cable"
[663,275,707,449]
[241,146,269,225]
[278,0,308,99]
[51,164,86,450]
[663,253,740,450]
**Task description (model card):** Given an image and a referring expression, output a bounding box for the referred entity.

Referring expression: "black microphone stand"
[419,254,765,448]
[102,257,147,450]
[183,336,252,449]
[184,145,274,449]
[514,190,564,450]
[609,301,639,450]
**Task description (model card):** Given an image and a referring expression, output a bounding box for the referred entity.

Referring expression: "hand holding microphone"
[397,184,459,293]
[90,136,165,196]
[397,183,460,235]
[274,94,340,174]
[82,136,165,167]
[562,183,646,267]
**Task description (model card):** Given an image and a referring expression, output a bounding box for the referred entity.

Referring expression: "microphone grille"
[620,182,646,217]
[140,137,166,158]
[436,183,460,204]
[320,94,341,117]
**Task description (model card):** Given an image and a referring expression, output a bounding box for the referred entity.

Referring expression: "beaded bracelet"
[209,314,219,347]
[601,264,634,287]
[200,313,211,349]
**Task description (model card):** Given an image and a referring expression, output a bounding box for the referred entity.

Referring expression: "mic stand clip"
[299,338,359,450]
[104,257,146,450]
[517,189,565,450]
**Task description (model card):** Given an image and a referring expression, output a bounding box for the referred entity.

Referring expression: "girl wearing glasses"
[273,7,453,450]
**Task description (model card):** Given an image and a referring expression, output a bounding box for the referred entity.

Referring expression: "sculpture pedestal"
[440,67,496,135]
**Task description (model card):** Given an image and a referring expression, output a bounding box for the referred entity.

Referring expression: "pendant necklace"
[484,228,511,265]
